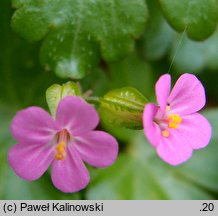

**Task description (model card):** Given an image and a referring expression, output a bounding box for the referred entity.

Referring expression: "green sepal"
[46,81,81,117]
[99,87,148,129]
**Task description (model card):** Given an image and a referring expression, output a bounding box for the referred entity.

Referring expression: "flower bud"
[99,87,148,129]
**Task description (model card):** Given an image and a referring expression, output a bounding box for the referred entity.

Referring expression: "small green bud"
[46,81,81,117]
[99,87,148,129]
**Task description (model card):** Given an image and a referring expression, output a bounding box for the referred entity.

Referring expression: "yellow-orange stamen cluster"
[168,114,182,129]
[161,106,182,138]
[55,141,66,160]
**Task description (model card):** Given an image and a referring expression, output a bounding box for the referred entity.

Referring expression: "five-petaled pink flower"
[143,73,212,165]
[8,96,118,193]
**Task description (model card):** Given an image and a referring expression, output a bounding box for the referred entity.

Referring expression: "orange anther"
[162,130,170,137]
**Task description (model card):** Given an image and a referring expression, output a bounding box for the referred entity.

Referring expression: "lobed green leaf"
[11,0,148,79]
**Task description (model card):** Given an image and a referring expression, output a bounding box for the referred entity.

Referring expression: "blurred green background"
[0,0,218,199]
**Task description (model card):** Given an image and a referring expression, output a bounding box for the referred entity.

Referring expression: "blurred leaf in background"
[159,0,218,40]
[170,30,218,73]
[139,0,175,61]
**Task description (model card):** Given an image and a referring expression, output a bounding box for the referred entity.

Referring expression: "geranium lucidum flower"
[143,73,212,165]
[8,96,118,192]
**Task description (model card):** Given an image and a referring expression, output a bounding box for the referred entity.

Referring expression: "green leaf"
[11,0,148,79]
[87,109,218,199]
[46,81,81,117]
[170,30,218,72]
[80,54,156,100]
[108,53,155,99]
[99,87,148,129]
[80,68,110,97]
[140,0,174,60]
[159,0,218,40]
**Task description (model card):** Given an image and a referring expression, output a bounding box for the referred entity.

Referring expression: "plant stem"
[85,96,101,106]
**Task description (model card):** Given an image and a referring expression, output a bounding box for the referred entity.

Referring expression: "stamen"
[168,114,182,123]
[167,114,182,129]
[55,141,66,160]
[55,152,65,160]
[168,122,178,129]
[56,141,65,152]
[162,130,170,137]
[166,105,171,111]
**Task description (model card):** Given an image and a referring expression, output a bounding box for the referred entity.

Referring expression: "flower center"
[55,129,70,161]
[158,106,182,138]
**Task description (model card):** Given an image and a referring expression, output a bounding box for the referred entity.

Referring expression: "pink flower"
[143,73,212,165]
[8,96,118,193]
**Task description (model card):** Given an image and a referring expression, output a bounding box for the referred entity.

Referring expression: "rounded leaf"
[159,0,218,40]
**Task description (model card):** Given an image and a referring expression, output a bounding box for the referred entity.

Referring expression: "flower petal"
[143,103,162,147]
[168,73,206,115]
[51,147,90,193]
[179,113,212,149]
[74,131,119,168]
[155,74,171,111]
[56,96,99,136]
[8,143,54,181]
[156,129,193,166]
[11,107,57,145]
